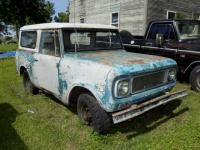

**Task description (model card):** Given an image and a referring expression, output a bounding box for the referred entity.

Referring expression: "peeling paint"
[16,46,177,113]
[57,63,68,97]
[16,51,37,82]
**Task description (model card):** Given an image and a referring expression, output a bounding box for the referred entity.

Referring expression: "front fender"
[65,83,112,112]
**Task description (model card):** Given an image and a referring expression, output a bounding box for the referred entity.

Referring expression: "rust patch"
[99,60,113,66]
[151,55,165,60]
[124,59,145,65]
[82,51,115,57]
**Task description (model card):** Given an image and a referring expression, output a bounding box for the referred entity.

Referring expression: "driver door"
[32,30,61,96]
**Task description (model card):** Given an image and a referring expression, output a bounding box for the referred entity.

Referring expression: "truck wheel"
[23,71,39,94]
[190,65,200,92]
[77,94,112,134]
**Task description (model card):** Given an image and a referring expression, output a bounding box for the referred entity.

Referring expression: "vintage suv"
[16,23,187,134]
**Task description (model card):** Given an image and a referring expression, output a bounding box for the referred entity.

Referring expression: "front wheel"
[77,94,112,134]
[190,65,200,92]
[23,71,39,95]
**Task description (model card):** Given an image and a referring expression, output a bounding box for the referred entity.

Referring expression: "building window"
[80,18,85,23]
[167,11,176,19]
[193,13,200,20]
[111,12,119,27]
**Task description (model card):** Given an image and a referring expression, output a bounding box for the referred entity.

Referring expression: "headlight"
[116,79,130,98]
[168,69,176,81]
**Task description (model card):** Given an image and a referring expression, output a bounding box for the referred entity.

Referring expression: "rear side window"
[147,23,176,40]
[20,31,37,49]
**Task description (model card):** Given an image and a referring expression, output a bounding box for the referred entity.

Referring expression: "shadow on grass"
[42,92,77,114]
[41,92,189,138]
[0,103,27,150]
[110,99,189,139]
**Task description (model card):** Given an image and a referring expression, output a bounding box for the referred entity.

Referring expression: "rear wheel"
[77,94,112,134]
[190,65,200,92]
[23,71,39,94]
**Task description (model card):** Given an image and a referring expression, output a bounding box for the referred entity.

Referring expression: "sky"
[49,0,69,16]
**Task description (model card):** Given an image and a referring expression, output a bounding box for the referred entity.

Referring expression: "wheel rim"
[81,105,91,125]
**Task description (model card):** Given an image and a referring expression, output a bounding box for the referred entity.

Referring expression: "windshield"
[178,22,200,39]
[62,29,122,52]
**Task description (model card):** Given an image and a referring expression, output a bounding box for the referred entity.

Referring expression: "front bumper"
[112,90,187,124]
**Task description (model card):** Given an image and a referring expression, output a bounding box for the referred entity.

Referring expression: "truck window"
[20,31,37,49]
[40,31,60,57]
[147,23,176,40]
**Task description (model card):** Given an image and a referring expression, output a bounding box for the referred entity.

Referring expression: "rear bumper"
[112,90,187,124]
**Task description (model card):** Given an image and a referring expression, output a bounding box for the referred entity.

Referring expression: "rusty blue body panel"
[68,50,176,74]
[16,51,36,80]
[60,50,177,112]
[16,49,177,112]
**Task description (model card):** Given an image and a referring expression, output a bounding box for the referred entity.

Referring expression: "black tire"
[23,71,39,95]
[77,94,112,134]
[190,65,200,92]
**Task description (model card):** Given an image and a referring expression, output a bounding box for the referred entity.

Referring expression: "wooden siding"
[147,0,200,25]
[69,0,200,36]
[69,0,146,36]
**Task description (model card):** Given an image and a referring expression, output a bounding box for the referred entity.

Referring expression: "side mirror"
[156,33,164,46]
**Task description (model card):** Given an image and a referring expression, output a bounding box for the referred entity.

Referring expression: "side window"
[55,32,60,56]
[20,31,37,49]
[147,23,176,40]
[40,31,60,56]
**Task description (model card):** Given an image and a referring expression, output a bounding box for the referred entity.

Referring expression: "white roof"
[20,23,118,31]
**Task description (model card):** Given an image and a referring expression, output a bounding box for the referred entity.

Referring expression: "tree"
[0,0,55,38]
[0,22,5,33]
[54,12,69,22]
[175,12,187,20]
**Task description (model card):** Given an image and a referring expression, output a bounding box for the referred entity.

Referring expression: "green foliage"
[175,12,187,19]
[0,44,17,52]
[0,0,55,37]
[0,22,5,32]
[54,12,69,22]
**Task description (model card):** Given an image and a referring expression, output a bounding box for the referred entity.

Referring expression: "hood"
[64,50,176,75]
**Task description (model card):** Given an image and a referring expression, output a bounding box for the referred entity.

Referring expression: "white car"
[16,23,187,134]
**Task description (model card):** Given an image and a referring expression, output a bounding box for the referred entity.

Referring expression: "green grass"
[0,58,200,149]
[0,44,18,52]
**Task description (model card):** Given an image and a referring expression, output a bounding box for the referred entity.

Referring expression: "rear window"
[20,31,37,49]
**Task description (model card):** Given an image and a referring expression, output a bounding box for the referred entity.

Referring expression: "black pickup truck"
[123,20,200,91]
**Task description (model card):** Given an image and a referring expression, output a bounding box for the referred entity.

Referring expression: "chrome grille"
[132,71,166,93]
